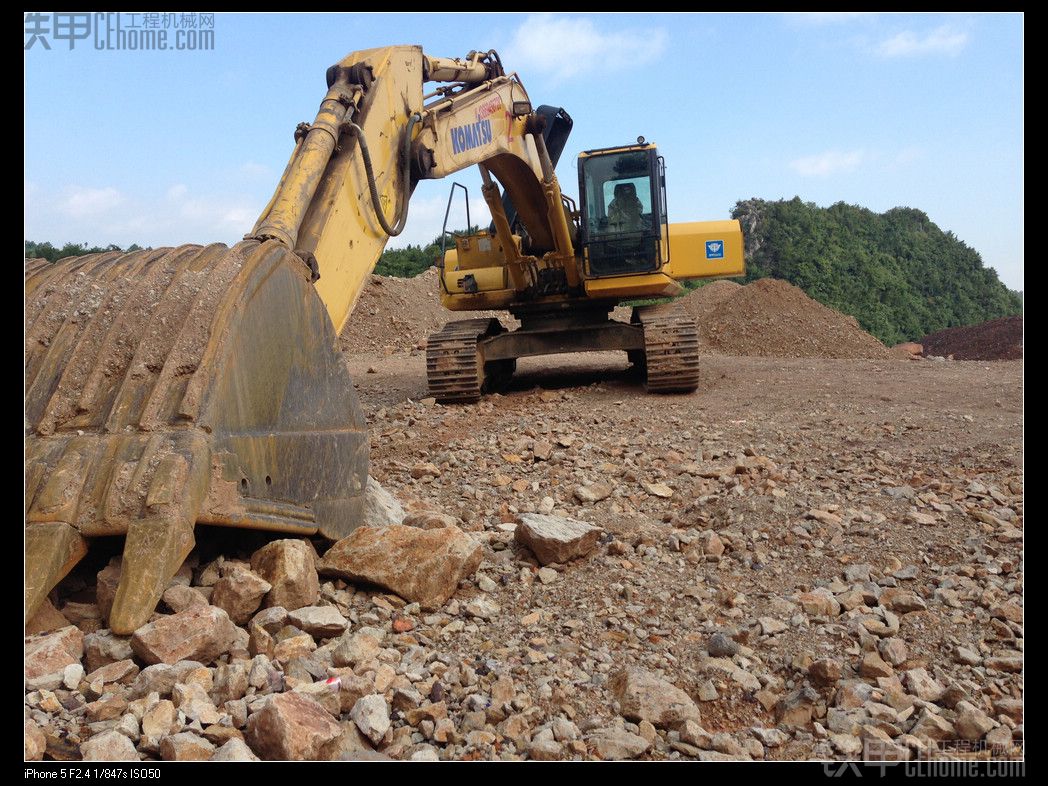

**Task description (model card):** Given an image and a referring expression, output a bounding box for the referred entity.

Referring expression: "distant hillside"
[729,198,1023,346]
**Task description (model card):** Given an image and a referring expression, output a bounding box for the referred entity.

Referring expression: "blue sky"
[24,12,1023,290]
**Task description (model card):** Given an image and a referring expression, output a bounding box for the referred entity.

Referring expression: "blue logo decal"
[450,118,493,155]
[705,240,724,260]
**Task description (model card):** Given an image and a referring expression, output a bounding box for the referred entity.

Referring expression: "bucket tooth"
[109,514,196,635]
[24,522,88,628]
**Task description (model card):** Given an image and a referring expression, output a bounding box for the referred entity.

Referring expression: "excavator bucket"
[24,240,367,634]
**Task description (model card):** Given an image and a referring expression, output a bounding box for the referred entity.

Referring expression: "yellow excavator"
[24,45,743,634]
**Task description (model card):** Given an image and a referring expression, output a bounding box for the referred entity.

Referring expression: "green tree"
[730,198,1022,345]
[374,226,480,277]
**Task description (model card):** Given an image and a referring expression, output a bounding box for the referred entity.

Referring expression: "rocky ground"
[25,345,1023,762]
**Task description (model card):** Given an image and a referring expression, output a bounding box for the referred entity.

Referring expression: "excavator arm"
[24,44,570,633]
[248,44,577,333]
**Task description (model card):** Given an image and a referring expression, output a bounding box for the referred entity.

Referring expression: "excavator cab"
[577,142,668,277]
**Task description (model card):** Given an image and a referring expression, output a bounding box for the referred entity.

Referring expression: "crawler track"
[426,318,501,404]
[635,306,701,393]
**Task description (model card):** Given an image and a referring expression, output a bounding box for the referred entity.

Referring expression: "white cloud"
[789,150,865,177]
[876,25,969,58]
[26,180,260,248]
[59,186,123,219]
[504,14,667,81]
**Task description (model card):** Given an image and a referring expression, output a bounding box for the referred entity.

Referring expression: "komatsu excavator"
[24,45,743,634]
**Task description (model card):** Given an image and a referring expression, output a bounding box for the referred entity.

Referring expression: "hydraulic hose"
[345,112,421,237]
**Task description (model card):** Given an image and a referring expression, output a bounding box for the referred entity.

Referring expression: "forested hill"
[730,198,1022,346]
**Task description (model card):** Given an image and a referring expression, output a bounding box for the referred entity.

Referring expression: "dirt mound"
[676,279,742,320]
[681,278,890,359]
[919,315,1023,361]
[341,268,521,354]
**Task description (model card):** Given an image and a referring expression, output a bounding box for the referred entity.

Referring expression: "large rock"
[130,606,237,665]
[287,606,348,638]
[351,695,391,746]
[610,668,701,729]
[591,727,651,759]
[250,540,320,611]
[24,719,46,761]
[25,599,70,635]
[903,668,945,702]
[245,692,342,760]
[363,476,405,527]
[141,700,180,748]
[210,568,272,624]
[83,630,134,673]
[24,625,84,680]
[81,730,139,761]
[515,514,602,565]
[210,738,261,761]
[160,733,215,761]
[318,525,482,610]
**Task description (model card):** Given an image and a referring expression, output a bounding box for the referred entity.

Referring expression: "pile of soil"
[340,268,469,354]
[919,315,1023,361]
[681,278,891,359]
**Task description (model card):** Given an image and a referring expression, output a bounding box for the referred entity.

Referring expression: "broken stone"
[708,633,739,658]
[363,476,405,527]
[81,729,139,761]
[796,589,841,618]
[173,682,222,725]
[245,692,342,760]
[351,694,391,746]
[759,617,787,635]
[860,652,895,678]
[25,600,70,635]
[776,686,819,728]
[287,606,348,638]
[642,482,674,498]
[907,708,953,743]
[250,539,320,612]
[610,668,701,729]
[24,719,47,761]
[83,630,134,673]
[878,638,908,666]
[808,659,842,687]
[318,525,482,610]
[954,701,996,741]
[210,568,272,625]
[902,668,944,702]
[130,605,237,665]
[879,588,927,614]
[574,484,612,504]
[332,627,384,668]
[592,727,651,760]
[24,625,84,680]
[160,732,216,761]
[529,740,563,760]
[162,584,210,613]
[515,513,602,565]
[410,462,441,479]
[140,700,180,747]
[210,737,261,761]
